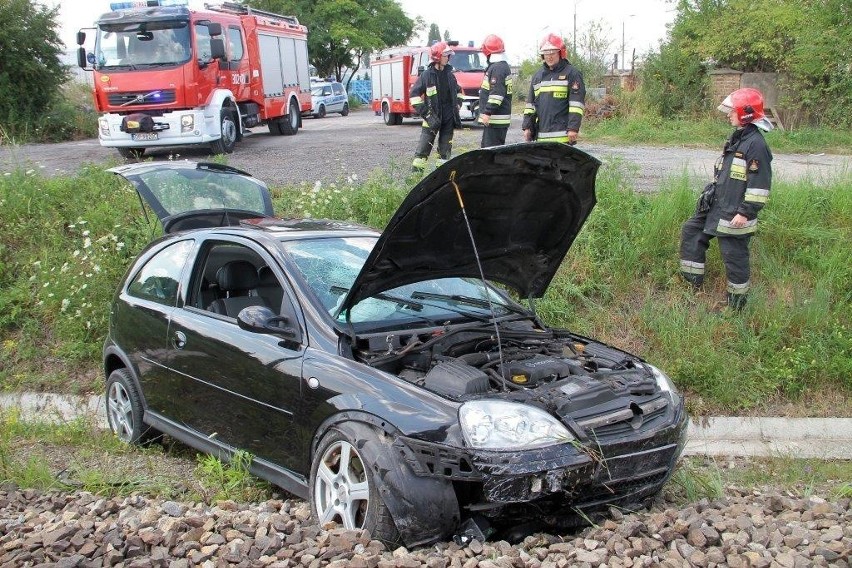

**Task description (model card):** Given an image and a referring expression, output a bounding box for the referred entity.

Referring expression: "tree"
[0,0,67,130]
[247,0,415,85]
[427,23,441,45]
[443,29,450,42]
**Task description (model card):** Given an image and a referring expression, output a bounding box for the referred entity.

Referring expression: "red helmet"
[481,34,505,56]
[429,41,454,63]
[718,88,765,124]
[539,33,566,59]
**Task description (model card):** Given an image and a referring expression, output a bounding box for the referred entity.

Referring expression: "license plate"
[131,132,158,141]
[598,444,677,481]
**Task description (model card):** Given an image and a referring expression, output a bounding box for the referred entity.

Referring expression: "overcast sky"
[52,0,676,64]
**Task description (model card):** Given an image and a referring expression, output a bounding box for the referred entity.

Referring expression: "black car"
[103,144,687,547]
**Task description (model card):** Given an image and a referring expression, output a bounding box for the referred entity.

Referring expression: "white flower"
[83,238,91,249]
[73,250,80,257]
[61,298,70,312]
[116,242,125,250]
[26,169,35,175]
[33,260,41,267]
[82,230,90,237]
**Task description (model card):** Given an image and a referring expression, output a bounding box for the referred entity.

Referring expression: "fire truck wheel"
[117,147,145,160]
[210,110,238,154]
[316,104,326,119]
[382,104,394,126]
[281,100,300,136]
[341,103,350,117]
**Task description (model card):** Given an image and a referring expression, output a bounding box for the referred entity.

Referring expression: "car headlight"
[98,118,110,136]
[459,400,574,450]
[646,363,681,402]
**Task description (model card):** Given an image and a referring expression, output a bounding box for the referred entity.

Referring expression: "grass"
[0,154,850,415]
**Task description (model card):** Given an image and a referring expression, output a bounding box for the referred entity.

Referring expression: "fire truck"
[76,0,312,158]
[370,42,487,126]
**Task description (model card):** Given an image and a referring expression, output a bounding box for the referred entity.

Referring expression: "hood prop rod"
[449,171,507,391]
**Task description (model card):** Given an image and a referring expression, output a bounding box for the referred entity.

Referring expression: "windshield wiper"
[410,291,527,315]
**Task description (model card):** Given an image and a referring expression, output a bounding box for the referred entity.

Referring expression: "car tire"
[340,103,349,117]
[310,422,401,545]
[393,113,403,125]
[210,109,237,154]
[280,99,300,135]
[117,147,145,160]
[105,368,159,445]
[268,119,283,135]
[316,104,326,119]
[382,103,394,126]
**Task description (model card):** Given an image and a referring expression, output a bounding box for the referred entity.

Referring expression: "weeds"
[670,459,725,503]
[195,450,271,504]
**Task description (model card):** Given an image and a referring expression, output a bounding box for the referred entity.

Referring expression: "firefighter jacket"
[703,124,773,237]
[409,63,462,130]
[478,58,513,127]
[522,58,585,142]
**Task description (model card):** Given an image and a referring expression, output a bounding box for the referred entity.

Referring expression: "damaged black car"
[103,143,688,548]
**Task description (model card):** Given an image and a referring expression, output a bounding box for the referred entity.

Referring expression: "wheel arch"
[310,410,460,548]
[103,345,149,412]
[205,90,243,139]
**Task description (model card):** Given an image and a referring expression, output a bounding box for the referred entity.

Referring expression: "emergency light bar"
[110,0,187,10]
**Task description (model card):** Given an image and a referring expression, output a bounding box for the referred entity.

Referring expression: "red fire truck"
[370,42,487,126]
[77,0,312,158]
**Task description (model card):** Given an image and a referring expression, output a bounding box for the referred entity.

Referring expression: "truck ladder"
[204,2,300,26]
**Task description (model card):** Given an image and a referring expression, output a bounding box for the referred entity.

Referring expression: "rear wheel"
[382,103,395,126]
[280,99,300,135]
[117,147,145,160]
[210,109,237,154]
[340,102,350,116]
[393,113,403,125]
[105,369,159,445]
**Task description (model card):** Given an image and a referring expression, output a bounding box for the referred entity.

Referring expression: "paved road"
[1,108,848,191]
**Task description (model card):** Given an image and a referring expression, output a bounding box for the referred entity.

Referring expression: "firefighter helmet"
[717,88,766,125]
[481,34,505,56]
[429,41,454,62]
[539,33,566,59]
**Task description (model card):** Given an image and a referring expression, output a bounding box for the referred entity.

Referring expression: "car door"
[330,83,345,112]
[166,236,308,473]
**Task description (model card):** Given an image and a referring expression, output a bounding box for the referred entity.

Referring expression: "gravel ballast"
[1,487,849,567]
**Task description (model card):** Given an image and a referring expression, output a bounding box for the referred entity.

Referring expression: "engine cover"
[500,355,575,387]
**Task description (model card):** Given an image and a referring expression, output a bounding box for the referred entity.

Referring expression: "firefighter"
[522,34,585,145]
[680,87,774,310]
[410,41,463,172]
[478,34,513,147]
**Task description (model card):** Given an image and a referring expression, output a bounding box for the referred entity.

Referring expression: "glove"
[697,182,716,213]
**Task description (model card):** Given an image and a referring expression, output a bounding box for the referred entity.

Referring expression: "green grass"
[0,157,850,415]
[583,115,852,155]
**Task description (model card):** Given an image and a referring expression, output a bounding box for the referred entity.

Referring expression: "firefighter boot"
[411,156,427,173]
[680,272,704,290]
[726,292,747,311]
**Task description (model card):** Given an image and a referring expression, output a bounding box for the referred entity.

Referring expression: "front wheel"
[105,369,159,445]
[340,102,350,116]
[210,109,237,154]
[117,147,145,160]
[316,104,326,119]
[280,99,300,135]
[310,423,400,544]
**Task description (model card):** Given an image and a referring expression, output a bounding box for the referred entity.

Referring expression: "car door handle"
[172,331,187,349]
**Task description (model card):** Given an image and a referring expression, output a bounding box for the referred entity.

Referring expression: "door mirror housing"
[237,305,301,342]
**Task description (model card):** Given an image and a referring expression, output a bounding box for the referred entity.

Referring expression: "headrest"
[257,265,278,286]
[216,260,259,291]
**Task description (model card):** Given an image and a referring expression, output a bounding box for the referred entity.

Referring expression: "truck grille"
[108,90,177,107]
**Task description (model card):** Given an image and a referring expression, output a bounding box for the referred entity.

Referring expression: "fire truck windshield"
[95,22,190,68]
[449,51,487,73]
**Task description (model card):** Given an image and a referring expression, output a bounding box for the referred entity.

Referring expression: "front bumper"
[97,109,217,148]
[397,408,688,511]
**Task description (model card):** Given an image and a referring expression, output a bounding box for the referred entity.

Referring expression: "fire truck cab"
[370,42,486,126]
[78,0,312,158]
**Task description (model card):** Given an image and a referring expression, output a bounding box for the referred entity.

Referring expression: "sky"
[52,0,676,65]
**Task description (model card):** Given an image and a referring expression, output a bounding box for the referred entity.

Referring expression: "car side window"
[127,240,194,305]
[228,26,243,61]
[333,83,343,96]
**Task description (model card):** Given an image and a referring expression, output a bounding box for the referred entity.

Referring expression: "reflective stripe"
[727,280,750,294]
[717,218,758,235]
[410,96,423,105]
[540,85,569,94]
[488,94,505,105]
[426,86,437,96]
[569,101,586,109]
[480,77,490,89]
[538,79,570,88]
[457,93,465,100]
[487,114,511,125]
[538,131,569,142]
[421,120,430,127]
[680,260,705,275]
[568,102,584,116]
[730,157,747,181]
[744,188,769,203]
[523,104,536,115]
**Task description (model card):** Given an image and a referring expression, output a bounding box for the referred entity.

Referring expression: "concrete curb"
[2,393,851,459]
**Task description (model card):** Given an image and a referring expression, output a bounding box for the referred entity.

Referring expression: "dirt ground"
[0,109,848,191]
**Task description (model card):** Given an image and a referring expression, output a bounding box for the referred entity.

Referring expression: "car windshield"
[311,85,332,96]
[450,50,487,72]
[95,21,191,68]
[281,236,522,325]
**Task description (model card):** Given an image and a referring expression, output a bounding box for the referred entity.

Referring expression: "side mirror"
[207,23,223,36]
[210,38,226,60]
[76,30,86,46]
[77,47,87,69]
[417,65,425,75]
[237,305,301,342]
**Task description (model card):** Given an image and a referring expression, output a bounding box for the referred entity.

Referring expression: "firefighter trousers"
[413,117,455,169]
[481,126,508,148]
[680,211,752,301]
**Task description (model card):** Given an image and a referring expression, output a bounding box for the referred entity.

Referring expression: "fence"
[347,80,371,104]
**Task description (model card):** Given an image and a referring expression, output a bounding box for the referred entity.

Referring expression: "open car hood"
[340,143,600,313]
[108,161,274,234]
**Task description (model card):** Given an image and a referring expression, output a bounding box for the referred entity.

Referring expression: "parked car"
[310,81,349,118]
[103,144,687,548]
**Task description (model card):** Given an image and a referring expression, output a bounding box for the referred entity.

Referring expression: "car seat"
[207,260,267,317]
[255,266,284,313]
